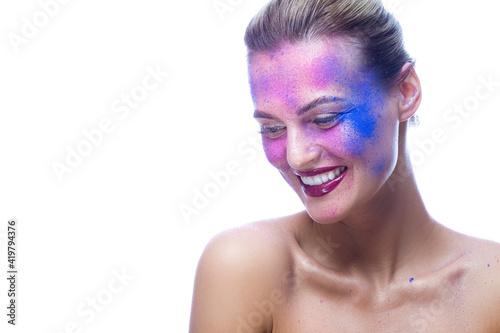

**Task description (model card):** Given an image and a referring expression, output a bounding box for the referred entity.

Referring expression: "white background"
[0,0,499,332]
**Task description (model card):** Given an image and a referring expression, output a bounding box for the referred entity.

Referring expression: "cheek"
[308,105,380,162]
[316,105,393,176]
[262,137,287,168]
[340,105,380,156]
[340,106,396,176]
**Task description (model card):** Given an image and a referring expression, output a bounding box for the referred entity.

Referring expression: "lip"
[297,167,348,197]
[294,166,345,177]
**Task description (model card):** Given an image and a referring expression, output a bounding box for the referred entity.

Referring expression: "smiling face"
[249,38,403,224]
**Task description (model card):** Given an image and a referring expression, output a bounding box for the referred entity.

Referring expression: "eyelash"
[259,126,285,135]
[313,114,341,127]
[259,113,343,138]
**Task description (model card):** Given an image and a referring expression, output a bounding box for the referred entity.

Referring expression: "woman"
[190,0,500,331]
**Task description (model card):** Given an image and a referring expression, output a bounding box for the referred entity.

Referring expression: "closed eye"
[259,125,286,139]
[313,113,341,129]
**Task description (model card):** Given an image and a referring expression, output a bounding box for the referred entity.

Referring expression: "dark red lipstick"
[296,166,347,197]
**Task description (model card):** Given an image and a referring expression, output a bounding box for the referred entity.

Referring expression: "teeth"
[300,167,346,186]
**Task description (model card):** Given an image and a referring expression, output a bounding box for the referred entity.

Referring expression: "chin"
[296,190,346,224]
[289,173,353,224]
[304,202,347,224]
[298,174,386,225]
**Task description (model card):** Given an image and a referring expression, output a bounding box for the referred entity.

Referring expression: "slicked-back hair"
[244,0,415,91]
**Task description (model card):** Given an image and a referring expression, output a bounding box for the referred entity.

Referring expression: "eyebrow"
[253,96,342,119]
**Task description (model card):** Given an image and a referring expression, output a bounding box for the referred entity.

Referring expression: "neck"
[310,149,438,288]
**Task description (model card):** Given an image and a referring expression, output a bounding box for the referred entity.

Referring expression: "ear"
[397,63,422,122]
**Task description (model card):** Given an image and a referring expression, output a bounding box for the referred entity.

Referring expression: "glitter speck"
[320,299,323,303]
[409,278,414,282]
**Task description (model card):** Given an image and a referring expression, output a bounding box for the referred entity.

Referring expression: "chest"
[270,285,484,333]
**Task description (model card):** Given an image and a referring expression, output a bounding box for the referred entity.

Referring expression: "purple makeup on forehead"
[250,62,301,108]
[310,53,349,89]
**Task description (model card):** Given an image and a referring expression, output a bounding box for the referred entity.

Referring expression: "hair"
[244,0,415,92]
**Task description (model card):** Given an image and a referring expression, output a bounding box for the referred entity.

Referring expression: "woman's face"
[249,38,402,224]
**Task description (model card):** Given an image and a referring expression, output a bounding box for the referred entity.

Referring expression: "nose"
[286,127,320,171]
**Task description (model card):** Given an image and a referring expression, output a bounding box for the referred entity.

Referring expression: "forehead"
[248,38,369,108]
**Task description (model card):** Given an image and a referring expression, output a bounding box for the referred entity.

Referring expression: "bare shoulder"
[458,234,500,275]
[197,212,299,278]
[189,213,301,333]
[453,233,500,328]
